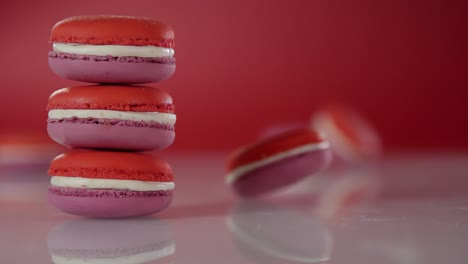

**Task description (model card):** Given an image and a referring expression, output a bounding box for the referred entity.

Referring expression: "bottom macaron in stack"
[48,150,174,218]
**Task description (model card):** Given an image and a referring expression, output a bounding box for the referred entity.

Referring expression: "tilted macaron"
[311,104,381,164]
[226,129,332,197]
[47,85,176,151]
[48,150,174,218]
[48,218,175,264]
[48,15,175,84]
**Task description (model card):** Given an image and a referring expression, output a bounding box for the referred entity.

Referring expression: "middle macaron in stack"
[47,85,175,151]
[46,15,177,218]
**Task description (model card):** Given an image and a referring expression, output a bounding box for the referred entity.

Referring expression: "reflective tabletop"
[1,152,467,263]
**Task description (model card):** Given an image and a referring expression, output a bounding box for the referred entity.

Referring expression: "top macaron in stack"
[49,15,175,84]
[45,15,177,218]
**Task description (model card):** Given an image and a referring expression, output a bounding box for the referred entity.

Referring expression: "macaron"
[227,201,332,264]
[48,15,175,84]
[226,129,332,197]
[48,218,175,263]
[47,85,176,151]
[47,150,174,218]
[311,104,382,164]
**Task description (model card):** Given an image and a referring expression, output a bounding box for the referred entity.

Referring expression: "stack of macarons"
[46,15,177,218]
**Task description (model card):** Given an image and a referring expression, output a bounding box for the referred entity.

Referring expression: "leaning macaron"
[47,150,174,218]
[48,218,175,263]
[226,129,332,197]
[48,15,175,84]
[311,104,382,164]
[47,85,176,151]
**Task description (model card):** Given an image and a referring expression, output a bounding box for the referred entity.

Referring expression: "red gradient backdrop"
[0,0,467,151]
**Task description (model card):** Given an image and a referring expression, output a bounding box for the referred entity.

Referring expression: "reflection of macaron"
[47,85,176,151]
[226,129,332,197]
[48,15,175,84]
[48,150,174,218]
[311,104,381,164]
[315,170,380,220]
[48,218,175,264]
[227,201,333,263]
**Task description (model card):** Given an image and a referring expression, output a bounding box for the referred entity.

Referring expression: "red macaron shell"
[48,150,173,182]
[227,129,327,172]
[50,15,175,48]
[47,85,174,113]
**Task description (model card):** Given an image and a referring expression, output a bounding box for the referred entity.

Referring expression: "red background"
[1,0,467,151]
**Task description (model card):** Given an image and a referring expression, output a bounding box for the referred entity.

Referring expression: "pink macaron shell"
[48,55,175,84]
[232,148,332,197]
[48,187,173,218]
[47,121,175,151]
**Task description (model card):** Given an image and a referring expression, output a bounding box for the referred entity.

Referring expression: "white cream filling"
[51,176,174,192]
[51,241,175,264]
[48,109,176,126]
[53,43,174,58]
[225,142,330,184]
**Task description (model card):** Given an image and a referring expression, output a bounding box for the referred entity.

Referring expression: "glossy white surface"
[1,152,467,263]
